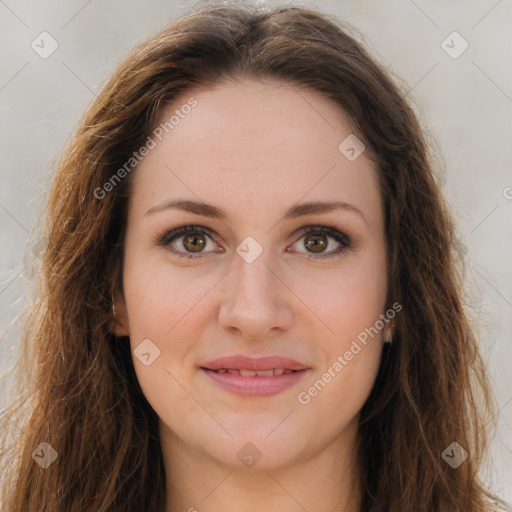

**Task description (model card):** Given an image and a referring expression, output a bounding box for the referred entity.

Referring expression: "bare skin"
[113,77,393,512]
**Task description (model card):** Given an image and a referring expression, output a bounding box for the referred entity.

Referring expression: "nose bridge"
[230,241,278,307]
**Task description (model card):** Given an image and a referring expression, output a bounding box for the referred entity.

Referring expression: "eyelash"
[155,224,352,261]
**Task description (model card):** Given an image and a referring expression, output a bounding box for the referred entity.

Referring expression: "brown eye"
[289,226,352,260]
[156,225,218,259]
[182,233,207,253]
[303,234,328,253]
[156,224,351,260]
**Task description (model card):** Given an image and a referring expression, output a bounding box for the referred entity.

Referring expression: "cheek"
[122,257,208,430]
[291,252,386,410]
[122,246,214,338]
[289,250,387,338]
[294,268,385,422]
[299,346,381,432]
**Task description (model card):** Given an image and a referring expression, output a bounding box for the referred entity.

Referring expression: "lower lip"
[201,368,310,396]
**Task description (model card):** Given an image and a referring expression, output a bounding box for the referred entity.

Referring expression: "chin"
[195,430,308,472]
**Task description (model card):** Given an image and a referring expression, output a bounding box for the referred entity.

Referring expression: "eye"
[288,225,352,259]
[155,224,219,259]
[154,224,352,260]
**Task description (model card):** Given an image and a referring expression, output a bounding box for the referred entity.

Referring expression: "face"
[113,77,392,472]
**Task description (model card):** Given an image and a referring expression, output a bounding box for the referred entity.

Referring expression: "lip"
[201,355,309,372]
[200,355,311,397]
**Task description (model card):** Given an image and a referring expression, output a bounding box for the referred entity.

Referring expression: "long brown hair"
[1,2,509,511]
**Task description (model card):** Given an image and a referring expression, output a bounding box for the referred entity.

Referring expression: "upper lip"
[201,355,309,371]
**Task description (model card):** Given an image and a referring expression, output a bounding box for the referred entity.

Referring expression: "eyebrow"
[144,198,367,224]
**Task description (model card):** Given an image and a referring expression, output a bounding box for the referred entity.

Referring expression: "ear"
[382,320,393,341]
[112,290,130,337]
[382,316,394,343]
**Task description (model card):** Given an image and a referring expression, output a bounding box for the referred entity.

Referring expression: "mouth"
[200,368,301,377]
[199,355,310,396]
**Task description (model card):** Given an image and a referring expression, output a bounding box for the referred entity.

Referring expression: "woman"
[0,2,509,511]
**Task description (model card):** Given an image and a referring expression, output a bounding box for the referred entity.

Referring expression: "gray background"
[1,0,510,502]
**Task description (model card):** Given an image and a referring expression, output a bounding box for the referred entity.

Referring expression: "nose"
[217,249,294,341]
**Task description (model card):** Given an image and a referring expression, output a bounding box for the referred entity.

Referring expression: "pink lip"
[201,368,310,396]
[200,355,311,396]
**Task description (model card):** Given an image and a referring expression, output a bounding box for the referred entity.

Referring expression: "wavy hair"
[1,1,509,511]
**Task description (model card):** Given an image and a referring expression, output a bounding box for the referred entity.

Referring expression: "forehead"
[129,78,382,227]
